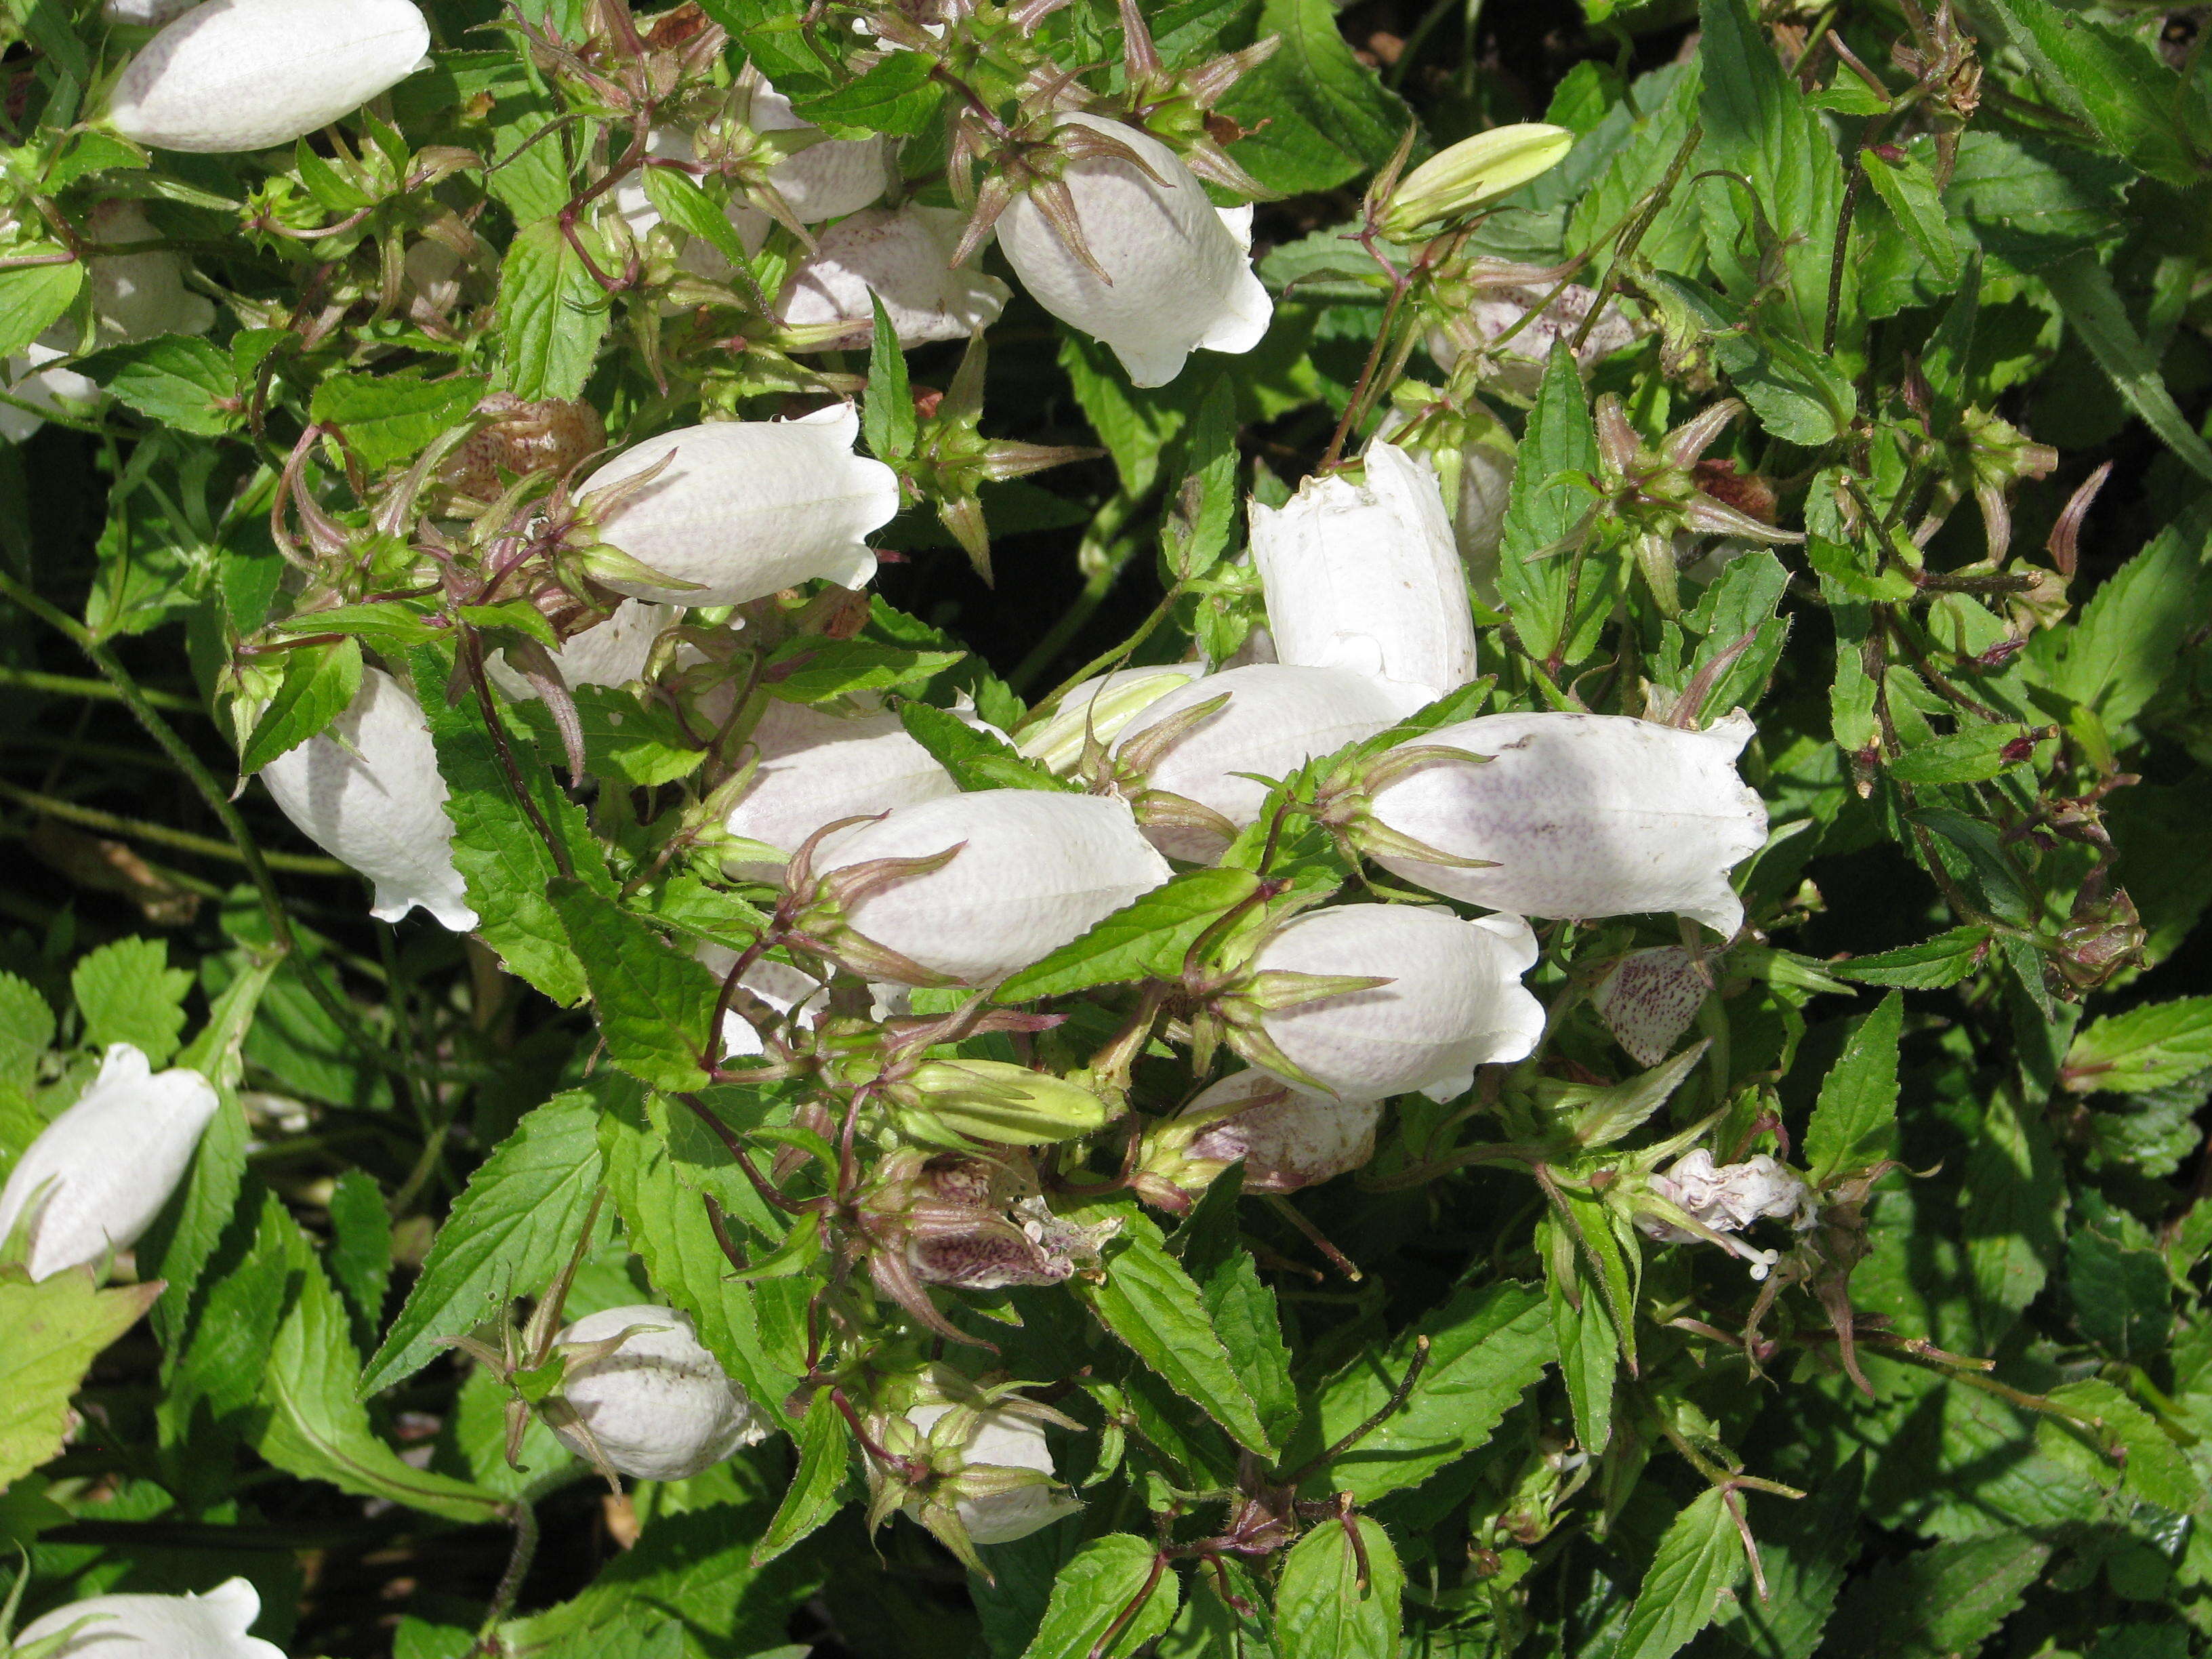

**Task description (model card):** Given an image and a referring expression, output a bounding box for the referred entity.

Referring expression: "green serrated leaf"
[70,936,191,1067]
[791,52,941,137]
[550,881,719,1091]
[361,1090,607,1395]
[312,369,491,471]
[77,334,237,435]
[1616,1487,1745,1659]
[897,699,1071,792]
[994,867,1260,1002]
[1076,1204,1276,1457]
[1275,1517,1401,1659]
[0,1268,160,1488]
[753,1390,851,1565]
[0,255,83,360]
[239,637,363,777]
[1804,992,1901,1183]
[499,218,611,401]
[1296,1280,1553,1502]
[1018,1535,1177,1659]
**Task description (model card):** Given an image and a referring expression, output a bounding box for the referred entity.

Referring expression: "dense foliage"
[1,0,2209,1655]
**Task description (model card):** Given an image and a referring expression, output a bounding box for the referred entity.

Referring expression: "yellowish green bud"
[1382,124,1575,238]
[893,1059,1115,1147]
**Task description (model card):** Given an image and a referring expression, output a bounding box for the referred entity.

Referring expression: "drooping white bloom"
[1110,664,1402,861]
[487,599,680,702]
[1250,442,1477,717]
[82,201,217,341]
[13,1576,285,1658]
[3,203,214,444]
[1427,270,1637,394]
[0,1044,220,1282]
[778,205,1010,350]
[1365,711,1768,935]
[548,1305,764,1481]
[0,344,100,445]
[107,0,430,155]
[259,668,476,931]
[997,113,1271,388]
[1179,1069,1382,1193]
[813,790,1172,985]
[104,0,200,22]
[581,407,901,607]
[724,701,966,880]
[903,1402,1078,1546]
[750,79,890,222]
[1249,905,1543,1101]
[1015,664,1204,775]
[1592,946,1711,1066]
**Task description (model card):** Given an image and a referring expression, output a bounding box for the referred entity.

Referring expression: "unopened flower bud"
[14,1578,283,1658]
[895,1059,1113,1147]
[1015,665,1203,775]
[1249,442,1478,716]
[1241,905,1543,1101]
[0,1043,219,1282]
[1109,663,1402,862]
[998,114,1271,388]
[723,702,968,881]
[901,1401,1079,1546]
[107,0,430,154]
[779,206,1011,350]
[578,407,901,607]
[1145,1069,1382,1197]
[546,1305,764,1481]
[807,790,1172,984]
[259,668,476,930]
[1363,711,1767,935]
[1382,123,1574,239]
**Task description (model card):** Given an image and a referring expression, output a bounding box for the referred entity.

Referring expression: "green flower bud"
[893,1059,1115,1148]
[1382,124,1574,239]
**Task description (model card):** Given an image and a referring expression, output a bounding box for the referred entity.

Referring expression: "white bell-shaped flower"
[1110,664,1401,861]
[0,1043,220,1282]
[548,1305,764,1481]
[13,1576,285,1658]
[487,599,679,701]
[0,344,99,444]
[3,203,215,443]
[1250,442,1477,717]
[581,406,900,607]
[1366,711,1768,935]
[104,0,199,22]
[1015,664,1203,775]
[83,202,217,341]
[1250,905,1543,1101]
[813,790,1172,985]
[1592,946,1711,1066]
[778,205,1010,350]
[106,0,430,155]
[750,79,890,222]
[724,701,968,880]
[259,668,476,931]
[903,1401,1078,1546]
[997,113,1271,388]
[1427,270,1637,395]
[1179,1069,1382,1193]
